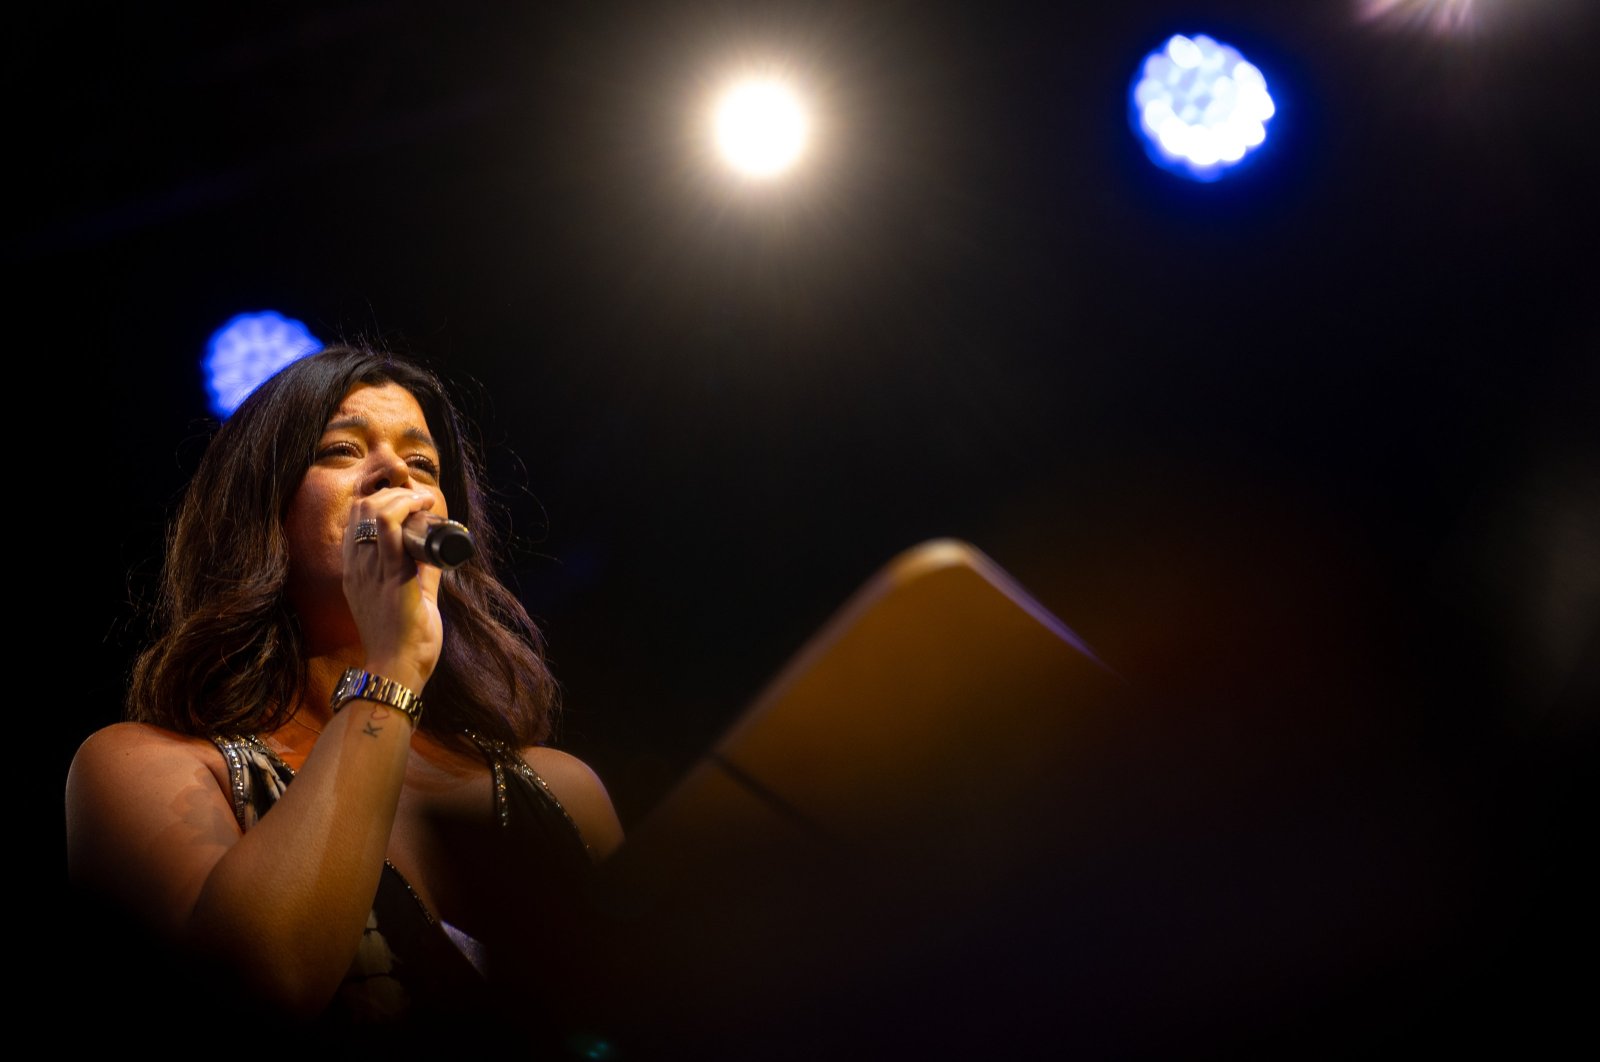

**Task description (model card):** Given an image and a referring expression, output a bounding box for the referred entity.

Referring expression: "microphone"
[402,511,476,570]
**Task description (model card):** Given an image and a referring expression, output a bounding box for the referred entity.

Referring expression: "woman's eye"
[408,456,441,479]
[317,441,359,460]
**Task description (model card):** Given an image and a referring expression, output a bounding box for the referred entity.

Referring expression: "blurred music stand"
[589,539,1134,1060]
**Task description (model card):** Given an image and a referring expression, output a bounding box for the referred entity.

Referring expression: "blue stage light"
[202,310,322,417]
[1130,33,1275,182]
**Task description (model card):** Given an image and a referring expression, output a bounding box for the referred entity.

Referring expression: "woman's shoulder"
[65,723,238,902]
[518,745,626,860]
[67,722,228,804]
[71,720,221,762]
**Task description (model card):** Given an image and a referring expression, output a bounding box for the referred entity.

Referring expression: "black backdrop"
[19,1,1596,1052]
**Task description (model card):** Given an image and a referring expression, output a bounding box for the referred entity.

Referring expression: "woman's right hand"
[340,487,446,693]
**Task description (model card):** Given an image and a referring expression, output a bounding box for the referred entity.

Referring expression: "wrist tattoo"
[362,721,383,738]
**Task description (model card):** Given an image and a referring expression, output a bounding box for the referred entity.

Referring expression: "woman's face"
[283,381,449,629]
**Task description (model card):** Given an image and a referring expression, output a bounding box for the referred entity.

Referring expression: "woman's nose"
[363,452,412,494]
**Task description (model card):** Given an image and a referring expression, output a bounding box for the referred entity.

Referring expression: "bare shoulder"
[71,719,218,756]
[67,721,226,802]
[520,745,625,860]
[65,722,240,928]
[69,721,221,784]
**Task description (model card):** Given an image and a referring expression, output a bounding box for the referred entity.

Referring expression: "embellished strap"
[211,734,293,831]
[464,730,591,854]
[212,729,591,858]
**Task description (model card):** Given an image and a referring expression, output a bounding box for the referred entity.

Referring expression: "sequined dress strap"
[464,729,591,856]
[211,734,293,830]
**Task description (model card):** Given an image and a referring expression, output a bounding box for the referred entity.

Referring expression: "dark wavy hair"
[126,343,559,752]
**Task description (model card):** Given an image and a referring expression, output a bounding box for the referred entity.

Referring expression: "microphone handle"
[402,512,476,570]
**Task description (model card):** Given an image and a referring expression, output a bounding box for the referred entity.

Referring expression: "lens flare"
[1357,0,1481,36]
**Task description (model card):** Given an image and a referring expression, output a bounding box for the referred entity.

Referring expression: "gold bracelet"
[330,667,424,727]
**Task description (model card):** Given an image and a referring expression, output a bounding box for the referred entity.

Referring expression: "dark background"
[19,1,1596,1052]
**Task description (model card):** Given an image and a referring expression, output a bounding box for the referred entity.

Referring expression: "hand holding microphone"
[401,511,476,570]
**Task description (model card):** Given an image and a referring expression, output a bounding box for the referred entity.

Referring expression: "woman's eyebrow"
[321,416,438,451]
[402,426,439,451]
[322,414,369,435]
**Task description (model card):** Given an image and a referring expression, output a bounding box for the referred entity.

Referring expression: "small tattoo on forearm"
[363,721,383,738]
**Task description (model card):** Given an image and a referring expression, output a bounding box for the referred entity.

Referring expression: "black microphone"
[402,511,476,570]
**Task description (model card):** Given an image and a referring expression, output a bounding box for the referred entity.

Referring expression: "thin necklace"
[288,712,325,736]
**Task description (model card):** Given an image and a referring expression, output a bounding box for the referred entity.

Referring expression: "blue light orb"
[1130,34,1275,182]
[202,310,322,417]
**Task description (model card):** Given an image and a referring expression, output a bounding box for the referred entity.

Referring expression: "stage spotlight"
[712,77,809,179]
[1130,33,1276,182]
[202,310,322,417]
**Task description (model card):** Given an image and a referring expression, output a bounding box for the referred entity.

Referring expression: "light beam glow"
[1357,0,1481,36]
[1129,33,1276,182]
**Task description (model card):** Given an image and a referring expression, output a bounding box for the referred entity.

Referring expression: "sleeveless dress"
[210,730,602,1045]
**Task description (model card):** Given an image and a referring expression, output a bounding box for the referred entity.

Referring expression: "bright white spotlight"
[202,310,322,417]
[713,78,809,179]
[1130,33,1276,182]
